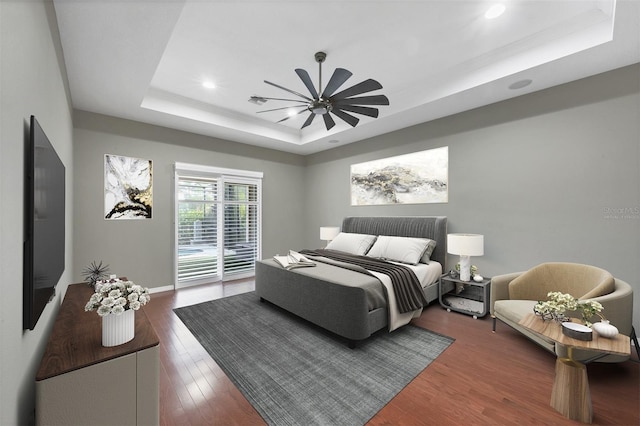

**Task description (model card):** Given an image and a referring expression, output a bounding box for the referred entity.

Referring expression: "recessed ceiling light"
[509,79,533,90]
[202,80,216,89]
[485,4,506,19]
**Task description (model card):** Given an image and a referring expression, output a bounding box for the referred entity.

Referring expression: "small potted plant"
[82,260,110,288]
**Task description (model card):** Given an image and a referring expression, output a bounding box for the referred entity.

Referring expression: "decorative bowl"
[561,322,593,341]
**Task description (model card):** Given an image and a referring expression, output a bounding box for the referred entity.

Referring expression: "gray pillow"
[420,239,437,263]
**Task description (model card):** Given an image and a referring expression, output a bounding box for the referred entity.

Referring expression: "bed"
[255,216,447,346]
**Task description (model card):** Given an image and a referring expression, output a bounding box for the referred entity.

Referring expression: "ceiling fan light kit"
[252,51,389,131]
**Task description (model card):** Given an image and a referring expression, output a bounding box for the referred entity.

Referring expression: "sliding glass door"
[176,177,220,284]
[223,181,259,276]
[175,163,262,288]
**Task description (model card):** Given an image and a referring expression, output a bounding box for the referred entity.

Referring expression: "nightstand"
[439,272,491,319]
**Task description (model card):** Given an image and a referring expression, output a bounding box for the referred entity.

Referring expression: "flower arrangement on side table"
[533,291,604,327]
[85,278,151,317]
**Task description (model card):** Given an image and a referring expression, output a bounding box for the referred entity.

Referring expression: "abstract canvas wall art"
[351,146,448,205]
[104,154,153,219]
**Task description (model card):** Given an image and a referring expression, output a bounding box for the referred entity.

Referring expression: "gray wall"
[72,111,307,289]
[0,1,75,424]
[304,64,640,332]
[71,63,640,335]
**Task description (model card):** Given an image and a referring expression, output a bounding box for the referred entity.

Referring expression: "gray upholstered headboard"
[341,216,448,268]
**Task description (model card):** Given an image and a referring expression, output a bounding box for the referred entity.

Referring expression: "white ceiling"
[53,0,640,155]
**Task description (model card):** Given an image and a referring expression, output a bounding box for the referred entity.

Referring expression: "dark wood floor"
[143,279,639,426]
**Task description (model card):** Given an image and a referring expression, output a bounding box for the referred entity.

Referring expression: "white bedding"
[401,260,443,289]
[370,260,442,332]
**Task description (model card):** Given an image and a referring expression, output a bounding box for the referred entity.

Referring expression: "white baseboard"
[149,284,174,294]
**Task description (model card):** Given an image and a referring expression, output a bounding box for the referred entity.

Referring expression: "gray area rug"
[174,292,454,426]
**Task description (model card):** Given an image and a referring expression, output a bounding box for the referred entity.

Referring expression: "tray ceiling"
[54,0,639,154]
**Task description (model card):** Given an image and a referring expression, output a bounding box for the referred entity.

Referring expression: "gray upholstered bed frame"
[255,216,448,345]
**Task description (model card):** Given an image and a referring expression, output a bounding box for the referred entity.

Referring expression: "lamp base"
[459,255,471,282]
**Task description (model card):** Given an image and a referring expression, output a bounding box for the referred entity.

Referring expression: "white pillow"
[367,236,434,265]
[325,232,377,255]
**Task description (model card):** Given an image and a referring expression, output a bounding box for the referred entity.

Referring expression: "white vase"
[592,320,619,339]
[102,309,135,347]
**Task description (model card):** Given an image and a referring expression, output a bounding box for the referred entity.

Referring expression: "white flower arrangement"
[85,278,151,317]
[534,291,604,326]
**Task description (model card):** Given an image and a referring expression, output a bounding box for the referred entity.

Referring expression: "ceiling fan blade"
[323,113,336,131]
[334,94,390,106]
[331,109,360,127]
[264,80,314,102]
[334,104,379,118]
[253,95,311,103]
[295,69,319,99]
[257,105,308,113]
[301,113,316,129]
[330,79,383,100]
[275,107,309,123]
[321,68,353,98]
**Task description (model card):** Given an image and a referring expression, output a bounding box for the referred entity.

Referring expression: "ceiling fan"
[250,51,389,131]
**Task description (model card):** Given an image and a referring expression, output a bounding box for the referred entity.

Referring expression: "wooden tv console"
[35,283,160,425]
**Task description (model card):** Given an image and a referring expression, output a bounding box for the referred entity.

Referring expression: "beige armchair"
[490,262,637,362]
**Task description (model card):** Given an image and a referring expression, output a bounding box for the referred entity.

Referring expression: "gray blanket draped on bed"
[300,249,427,313]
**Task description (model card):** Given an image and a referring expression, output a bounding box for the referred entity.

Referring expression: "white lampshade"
[447,234,484,256]
[320,226,340,241]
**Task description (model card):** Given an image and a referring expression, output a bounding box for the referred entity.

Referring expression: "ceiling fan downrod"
[315,51,326,100]
[308,51,331,115]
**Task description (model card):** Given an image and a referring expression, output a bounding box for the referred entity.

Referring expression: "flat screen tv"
[24,115,65,330]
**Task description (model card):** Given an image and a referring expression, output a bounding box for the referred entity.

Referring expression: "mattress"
[391,260,442,289]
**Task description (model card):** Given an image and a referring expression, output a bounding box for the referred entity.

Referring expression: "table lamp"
[320,226,340,247]
[447,233,484,281]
